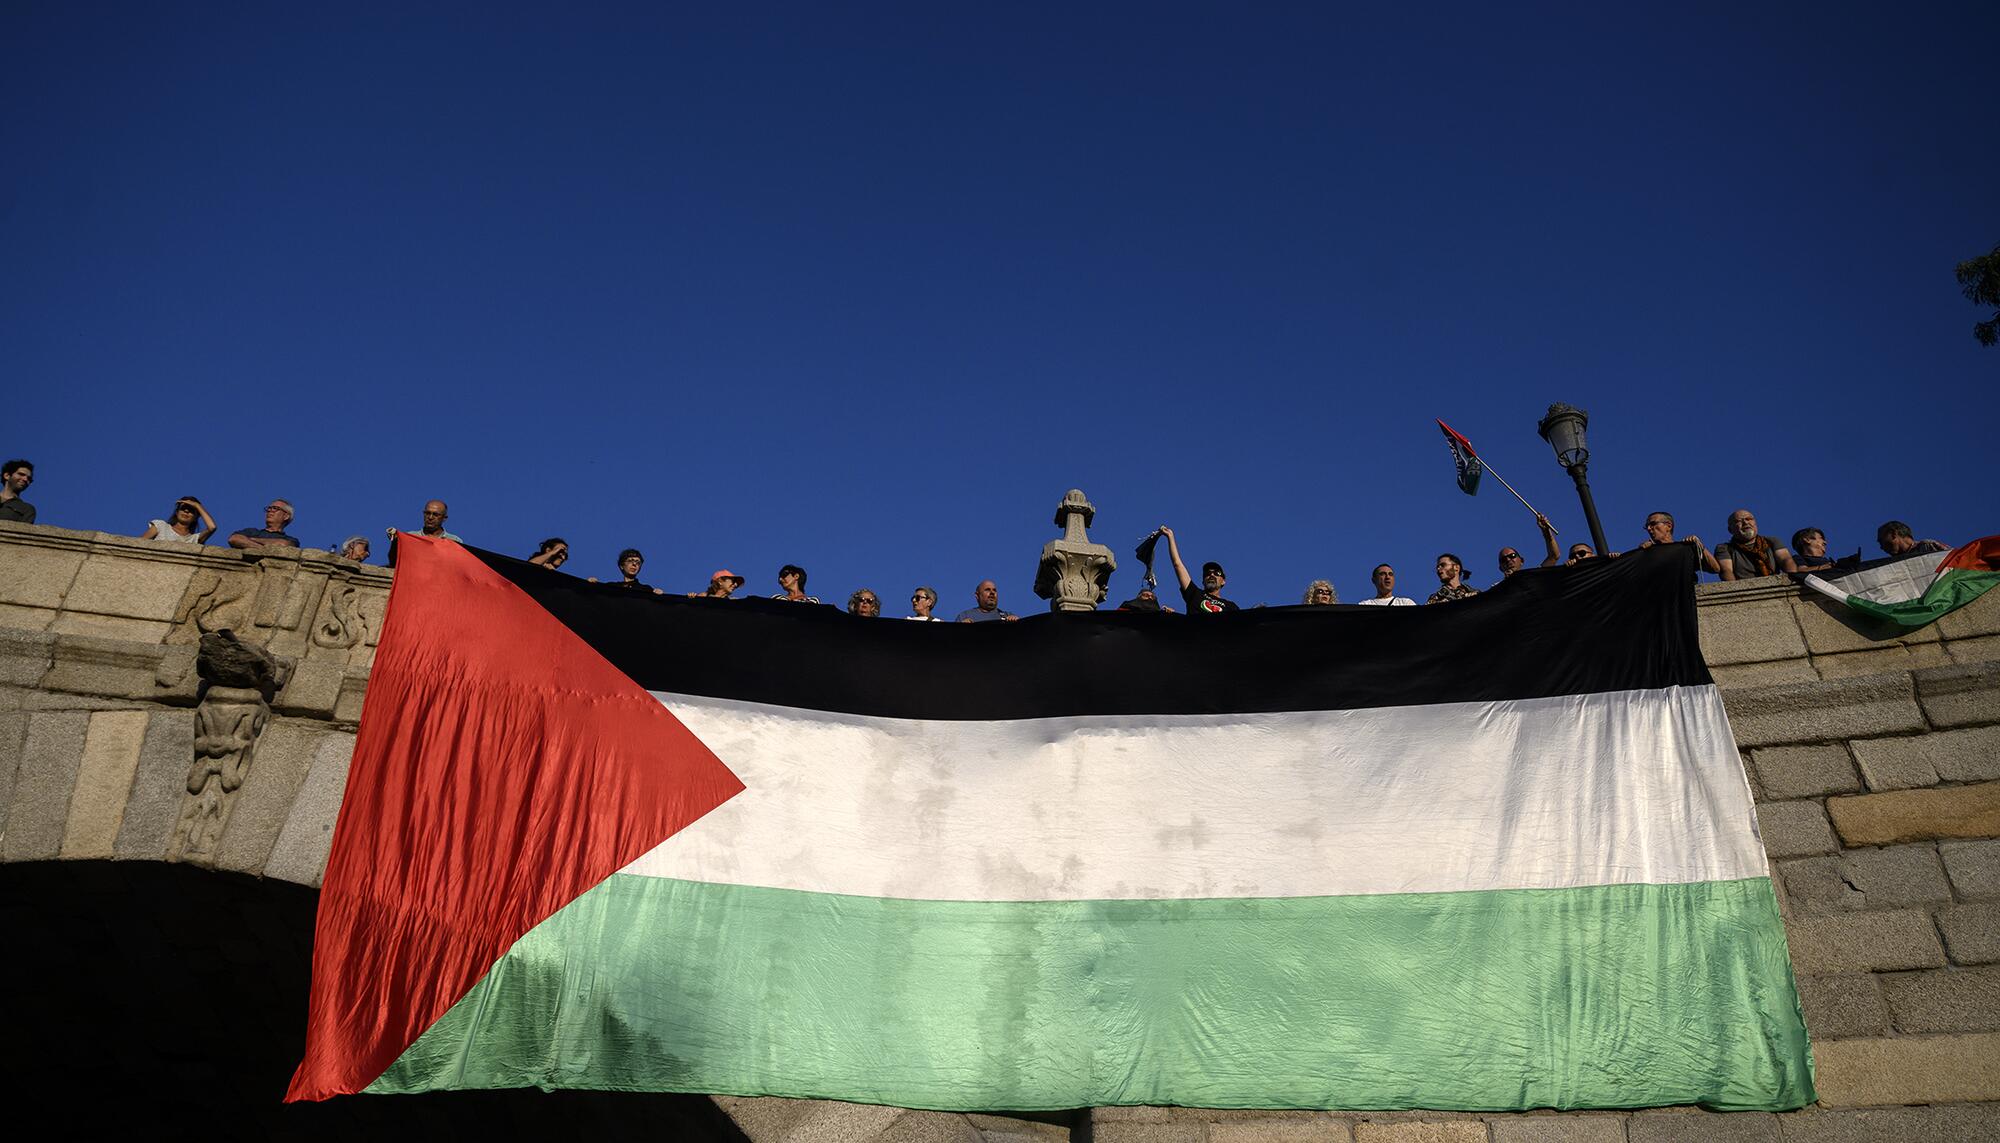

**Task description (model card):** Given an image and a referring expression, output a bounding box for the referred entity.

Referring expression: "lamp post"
[1537,402,1610,557]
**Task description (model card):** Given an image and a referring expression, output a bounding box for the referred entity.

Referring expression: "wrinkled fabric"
[377,876,1811,1112]
[286,537,743,1101]
[294,541,1814,1109]
[627,687,1763,901]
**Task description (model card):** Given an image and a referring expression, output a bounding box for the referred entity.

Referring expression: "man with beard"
[0,459,35,524]
[1160,526,1237,615]
[1716,509,1799,581]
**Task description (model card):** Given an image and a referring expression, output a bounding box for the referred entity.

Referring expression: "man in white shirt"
[1357,563,1416,607]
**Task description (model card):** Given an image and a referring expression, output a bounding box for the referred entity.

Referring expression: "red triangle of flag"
[287,536,743,1100]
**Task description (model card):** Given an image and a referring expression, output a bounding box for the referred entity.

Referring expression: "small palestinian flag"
[1806,535,2000,629]
[1438,419,1483,495]
[287,538,1813,1112]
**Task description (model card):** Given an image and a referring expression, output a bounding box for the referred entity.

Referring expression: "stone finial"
[1054,488,1095,534]
[1035,489,1117,612]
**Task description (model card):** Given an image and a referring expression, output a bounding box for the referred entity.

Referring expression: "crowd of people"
[0,456,1955,619]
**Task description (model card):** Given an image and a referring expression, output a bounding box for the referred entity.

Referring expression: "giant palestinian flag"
[288,537,1814,1112]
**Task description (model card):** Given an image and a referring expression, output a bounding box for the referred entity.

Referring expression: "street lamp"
[1537,402,1610,557]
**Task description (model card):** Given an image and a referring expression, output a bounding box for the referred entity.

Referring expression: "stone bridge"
[2,521,1995,1141]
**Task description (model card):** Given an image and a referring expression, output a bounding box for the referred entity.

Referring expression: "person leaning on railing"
[141,496,217,545]
[1715,509,1798,581]
[228,499,301,550]
[1627,511,1720,577]
[1876,520,1948,558]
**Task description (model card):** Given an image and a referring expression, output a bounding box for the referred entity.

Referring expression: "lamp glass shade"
[1538,405,1590,469]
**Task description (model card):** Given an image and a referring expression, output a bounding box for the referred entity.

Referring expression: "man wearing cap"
[1498,514,1562,578]
[691,569,745,599]
[1161,526,1237,615]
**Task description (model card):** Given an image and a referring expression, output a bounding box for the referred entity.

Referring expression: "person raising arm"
[141,496,218,544]
[1160,526,1238,615]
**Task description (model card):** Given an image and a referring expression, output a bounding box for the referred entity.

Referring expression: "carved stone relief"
[254,558,315,632]
[171,569,258,643]
[311,582,368,650]
[170,554,336,656]
[167,631,294,867]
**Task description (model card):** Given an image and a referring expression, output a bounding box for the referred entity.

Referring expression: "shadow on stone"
[0,860,747,1141]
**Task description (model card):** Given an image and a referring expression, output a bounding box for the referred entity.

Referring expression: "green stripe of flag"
[371,872,1814,1112]
[1844,567,2000,628]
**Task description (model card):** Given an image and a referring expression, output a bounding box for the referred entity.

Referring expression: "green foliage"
[1956,244,2000,347]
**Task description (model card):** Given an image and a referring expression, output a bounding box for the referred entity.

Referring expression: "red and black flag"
[1438,419,1484,495]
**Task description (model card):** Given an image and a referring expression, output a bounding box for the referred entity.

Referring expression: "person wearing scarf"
[1716,509,1799,581]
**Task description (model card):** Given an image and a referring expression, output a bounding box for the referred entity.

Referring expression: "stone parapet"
[0,522,386,886]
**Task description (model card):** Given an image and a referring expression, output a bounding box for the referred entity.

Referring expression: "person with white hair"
[906,586,943,620]
[228,499,300,549]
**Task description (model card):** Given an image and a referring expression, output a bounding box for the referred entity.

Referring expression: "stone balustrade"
[2,520,1996,1141]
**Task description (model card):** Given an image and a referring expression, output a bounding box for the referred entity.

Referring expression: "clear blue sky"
[5,3,1995,610]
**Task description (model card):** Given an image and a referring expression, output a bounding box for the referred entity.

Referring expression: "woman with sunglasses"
[140,497,217,545]
[906,586,943,620]
[772,565,819,604]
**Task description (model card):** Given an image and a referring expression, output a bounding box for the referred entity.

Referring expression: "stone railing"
[0,521,387,882]
[2,521,1995,1141]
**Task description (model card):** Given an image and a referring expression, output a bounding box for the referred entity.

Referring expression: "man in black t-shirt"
[0,459,35,524]
[1160,526,1238,615]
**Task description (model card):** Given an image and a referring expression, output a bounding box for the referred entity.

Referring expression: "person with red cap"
[690,569,745,599]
